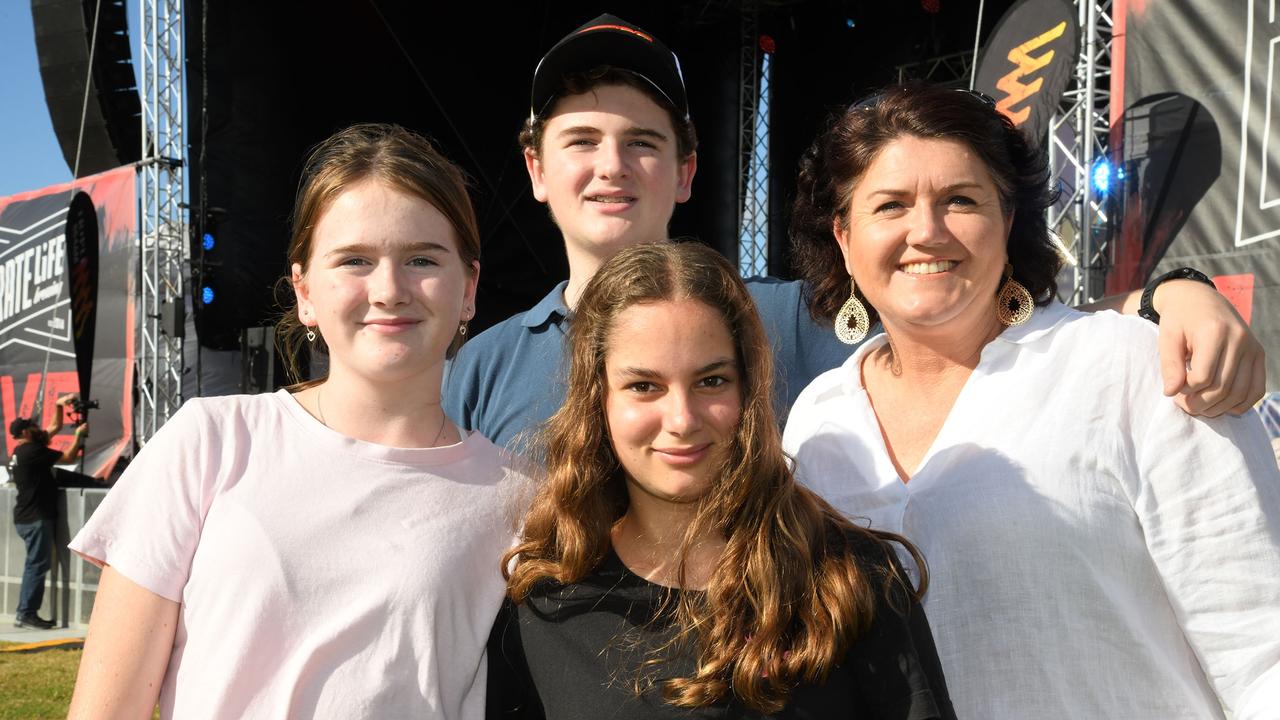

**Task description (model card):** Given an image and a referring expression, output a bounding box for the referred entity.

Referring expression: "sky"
[0,0,141,198]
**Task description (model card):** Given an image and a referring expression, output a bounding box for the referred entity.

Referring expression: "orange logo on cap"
[578,24,654,43]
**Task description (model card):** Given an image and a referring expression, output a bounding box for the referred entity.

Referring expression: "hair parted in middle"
[790,81,1061,327]
[504,240,924,713]
[276,122,481,386]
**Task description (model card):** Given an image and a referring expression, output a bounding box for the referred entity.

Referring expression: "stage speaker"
[240,326,276,394]
[31,0,143,176]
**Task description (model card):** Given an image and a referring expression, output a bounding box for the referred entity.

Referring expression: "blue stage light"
[202,232,215,251]
[845,17,856,28]
[1092,158,1112,194]
[202,286,215,304]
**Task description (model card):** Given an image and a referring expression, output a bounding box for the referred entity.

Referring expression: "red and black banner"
[0,166,136,478]
[974,0,1081,144]
[1109,0,1280,392]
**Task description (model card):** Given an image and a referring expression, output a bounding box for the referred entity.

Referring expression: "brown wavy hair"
[790,82,1060,326]
[504,240,924,713]
[276,123,481,386]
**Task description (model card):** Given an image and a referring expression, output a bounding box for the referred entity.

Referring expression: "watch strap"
[1138,267,1214,324]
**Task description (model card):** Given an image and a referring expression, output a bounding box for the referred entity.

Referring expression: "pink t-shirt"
[71,390,529,719]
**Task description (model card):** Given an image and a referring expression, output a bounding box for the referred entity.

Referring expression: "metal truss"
[137,0,186,443]
[1048,0,1114,303]
[737,5,771,278]
[895,50,976,85]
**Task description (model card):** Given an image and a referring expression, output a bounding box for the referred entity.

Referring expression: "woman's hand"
[1153,279,1266,417]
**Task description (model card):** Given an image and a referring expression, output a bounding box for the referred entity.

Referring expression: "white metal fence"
[1,486,107,628]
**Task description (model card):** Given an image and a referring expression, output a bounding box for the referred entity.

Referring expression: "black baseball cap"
[530,14,689,120]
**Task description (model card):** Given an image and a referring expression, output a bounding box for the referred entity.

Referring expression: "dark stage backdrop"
[185,1,1016,353]
[1110,0,1280,391]
[0,166,136,478]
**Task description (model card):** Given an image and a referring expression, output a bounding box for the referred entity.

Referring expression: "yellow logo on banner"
[995,21,1068,125]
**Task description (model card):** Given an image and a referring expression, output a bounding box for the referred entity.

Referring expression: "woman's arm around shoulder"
[1082,278,1264,416]
[68,566,180,720]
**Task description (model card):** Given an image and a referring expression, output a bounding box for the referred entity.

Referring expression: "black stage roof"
[186,0,1011,347]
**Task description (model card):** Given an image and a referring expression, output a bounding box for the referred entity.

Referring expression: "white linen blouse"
[782,301,1280,720]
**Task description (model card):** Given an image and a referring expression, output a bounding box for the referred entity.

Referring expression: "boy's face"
[525,84,696,261]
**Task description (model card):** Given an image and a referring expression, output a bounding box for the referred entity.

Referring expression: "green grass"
[0,642,82,719]
[0,642,161,719]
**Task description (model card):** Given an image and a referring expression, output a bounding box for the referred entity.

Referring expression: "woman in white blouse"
[782,83,1280,719]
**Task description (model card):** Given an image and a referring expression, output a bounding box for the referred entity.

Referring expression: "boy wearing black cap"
[522,15,698,311]
[444,13,1264,449]
[445,14,851,447]
[8,395,87,629]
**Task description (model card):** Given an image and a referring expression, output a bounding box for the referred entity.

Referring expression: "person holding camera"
[8,393,87,629]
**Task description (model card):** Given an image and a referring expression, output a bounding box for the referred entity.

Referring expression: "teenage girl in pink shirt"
[68,124,527,719]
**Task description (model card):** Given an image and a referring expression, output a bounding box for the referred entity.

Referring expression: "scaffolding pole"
[137,0,186,443]
[737,4,771,277]
[1048,0,1114,304]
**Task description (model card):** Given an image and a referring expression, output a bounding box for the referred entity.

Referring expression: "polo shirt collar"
[521,280,571,329]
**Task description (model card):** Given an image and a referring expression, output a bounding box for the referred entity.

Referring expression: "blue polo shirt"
[443,277,862,449]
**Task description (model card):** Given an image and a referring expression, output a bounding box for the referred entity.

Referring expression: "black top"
[488,540,956,720]
[11,443,62,524]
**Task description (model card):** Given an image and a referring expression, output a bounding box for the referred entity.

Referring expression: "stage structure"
[1049,0,1113,304]
[895,50,976,85]
[136,0,186,442]
[180,0,1138,386]
[737,4,771,278]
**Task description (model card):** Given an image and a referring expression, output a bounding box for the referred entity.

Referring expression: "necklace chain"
[315,386,450,447]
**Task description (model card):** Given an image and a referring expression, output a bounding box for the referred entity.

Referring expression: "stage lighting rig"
[1092,158,1113,195]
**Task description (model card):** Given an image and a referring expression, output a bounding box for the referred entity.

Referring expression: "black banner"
[975,0,1081,144]
[65,191,99,407]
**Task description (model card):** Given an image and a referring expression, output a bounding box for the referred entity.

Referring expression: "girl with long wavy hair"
[491,241,955,719]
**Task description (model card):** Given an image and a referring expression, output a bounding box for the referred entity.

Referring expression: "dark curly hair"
[790,82,1060,325]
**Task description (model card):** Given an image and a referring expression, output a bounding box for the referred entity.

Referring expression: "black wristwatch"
[1138,267,1215,324]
